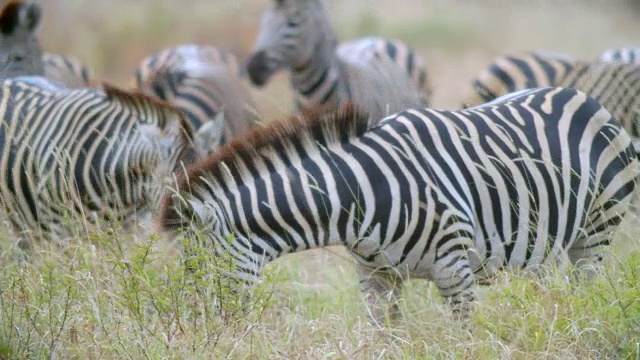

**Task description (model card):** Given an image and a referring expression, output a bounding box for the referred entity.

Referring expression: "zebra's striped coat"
[464,50,579,108]
[599,47,640,63]
[43,52,91,88]
[0,77,196,239]
[161,87,637,321]
[136,44,259,152]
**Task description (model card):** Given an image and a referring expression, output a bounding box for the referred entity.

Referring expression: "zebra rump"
[160,87,637,322]
[599,47,640,63]
[464,50,578,107]
[136,44,259,152]
[43,52,91,88]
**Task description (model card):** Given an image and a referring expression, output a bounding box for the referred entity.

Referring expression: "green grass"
[0,217,638,359]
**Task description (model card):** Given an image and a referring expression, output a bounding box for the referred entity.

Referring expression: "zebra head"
[102,85,201,211]
[247,0,335,87]
[0,1,43,79]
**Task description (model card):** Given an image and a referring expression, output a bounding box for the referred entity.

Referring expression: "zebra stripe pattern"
[0,1,43,80]
[0,77,197,239]
[464,50,578,107]
[160,87,637,322]
[43,52,91,88]
[559,61,640,141]
[246,0,429,121]
[136,44,259,151]
[599,47,640,63]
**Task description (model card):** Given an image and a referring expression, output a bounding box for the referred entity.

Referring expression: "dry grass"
[1,0,639,358]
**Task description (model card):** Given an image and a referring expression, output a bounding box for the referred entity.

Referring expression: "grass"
[2,0,640,358]
[0,216,638,359]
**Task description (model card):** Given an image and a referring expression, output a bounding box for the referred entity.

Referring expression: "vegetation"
[0,217,638,358]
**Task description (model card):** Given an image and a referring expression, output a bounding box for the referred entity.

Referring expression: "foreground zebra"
[599,47,640,63]
[463,50,578,107]
[136,44,259,152]
[246,0,429,121]
[160,87,637,322]
[0,77,213,239]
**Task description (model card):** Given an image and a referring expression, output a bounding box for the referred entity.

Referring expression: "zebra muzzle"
[246,51,272,87]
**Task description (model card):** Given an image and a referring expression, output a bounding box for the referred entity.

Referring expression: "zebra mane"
[101,82,194,139]
[0,1,39,35]
[158,102,370,231]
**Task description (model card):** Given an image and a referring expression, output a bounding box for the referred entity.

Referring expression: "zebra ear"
[0,2,41,35]
[194,111,225,154]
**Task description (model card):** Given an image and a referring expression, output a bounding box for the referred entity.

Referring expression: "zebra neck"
[290,40,342,108]
[210,141,378,263]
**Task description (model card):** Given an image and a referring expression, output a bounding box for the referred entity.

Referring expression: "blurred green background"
[25,0,640,117]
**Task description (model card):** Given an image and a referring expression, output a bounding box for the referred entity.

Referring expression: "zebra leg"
[567,233,611,281]
[431,253,477,319]
[355,264,404,326]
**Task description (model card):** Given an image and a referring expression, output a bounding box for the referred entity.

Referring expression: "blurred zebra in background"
[246,0,430,122]
[136,44,260,153]
[43,52,91,88]
[0,77,213,240]
[0,2,91,87]
[599,47,640,63]
[0,1,43,79]
[463,50,578,107]
[160,87,637,323]
[558,61,640,150]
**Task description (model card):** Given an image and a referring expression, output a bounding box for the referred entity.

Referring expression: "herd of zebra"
[1,0,640,324]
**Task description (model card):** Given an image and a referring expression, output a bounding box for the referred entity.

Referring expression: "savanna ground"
[0,0,639,358]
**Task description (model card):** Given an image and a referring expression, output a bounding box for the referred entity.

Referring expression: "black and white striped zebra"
[246,0,430,121]
[599,47,640,63]
[464,50,578,108]
[43,52,91,88]
[160,87,637,322]
[558,61,640,149]
[0,77,213,239]
[136,44,260,153]
[0,1,43,79]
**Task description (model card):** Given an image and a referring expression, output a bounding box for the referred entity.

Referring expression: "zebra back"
[43,52,91,88]
[336,37,431,111]
[136,44,259,151]
[0,77,197,238]
[599,47,640,63]
[464,50,578,107]
[0,1,43,79]
[559,61,640,139]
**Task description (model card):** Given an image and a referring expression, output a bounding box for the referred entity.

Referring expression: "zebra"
[599,47,640,63]
[0,2,92,88]
[463,50,579,108]
[245,0,430,122]
[159,87,637,323]
[136,44,260,153]
[43,52,92,88]
[558,61,640,150]
[0,76,216,239]
[0,1,43,79]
